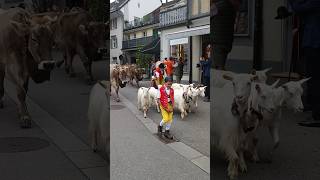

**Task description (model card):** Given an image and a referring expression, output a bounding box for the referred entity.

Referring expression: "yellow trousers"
[160,104,173,123]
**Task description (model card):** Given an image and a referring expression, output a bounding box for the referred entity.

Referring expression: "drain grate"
[0,137,50,153]
[110,105,125,110]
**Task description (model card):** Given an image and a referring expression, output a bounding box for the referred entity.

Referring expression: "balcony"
[122,36,156,50]
[159,5,187,28]
[124,15,159,30]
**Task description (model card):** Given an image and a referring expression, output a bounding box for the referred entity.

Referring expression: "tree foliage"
[136,46,152,69]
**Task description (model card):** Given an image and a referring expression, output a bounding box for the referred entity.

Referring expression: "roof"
[110,0,129,13]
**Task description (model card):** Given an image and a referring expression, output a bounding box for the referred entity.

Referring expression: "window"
[111,36,117,49]
[112,57,117,64]
[111,18,117,30]
[200,0,210,14]
[133,33,136,39]
[192,0,199,16]
[191,0,209,17]
[143,31,147,37]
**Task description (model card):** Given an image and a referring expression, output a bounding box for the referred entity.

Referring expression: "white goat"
[213,68,272,88]
[88,81,110,157]
[246,78,310,162]
[147,87,160,112]
[137,87,151,118]
[213,82,276,180]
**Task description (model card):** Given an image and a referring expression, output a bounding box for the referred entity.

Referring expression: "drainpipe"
[189,37,193,83]
[253,0,263,70]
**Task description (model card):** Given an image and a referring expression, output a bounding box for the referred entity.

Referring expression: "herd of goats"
[108,64,309,179]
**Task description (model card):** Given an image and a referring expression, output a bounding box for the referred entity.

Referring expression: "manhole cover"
[0,137,50,153]
[110,105,125,110]
[153,134,178,144]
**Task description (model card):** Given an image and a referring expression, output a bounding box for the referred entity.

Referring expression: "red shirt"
[159,85,174,109]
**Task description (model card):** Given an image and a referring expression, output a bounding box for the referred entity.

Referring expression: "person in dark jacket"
[289,0,320,127]
[174,57,185,83]
[211,0,240,69]
[200,56,212,102]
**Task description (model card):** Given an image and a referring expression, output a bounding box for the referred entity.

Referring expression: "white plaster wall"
[110,15,124,64]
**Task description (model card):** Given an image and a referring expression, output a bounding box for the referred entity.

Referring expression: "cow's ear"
[79,24,88,35]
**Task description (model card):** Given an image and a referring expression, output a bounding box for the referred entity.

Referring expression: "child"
[157,76,174,139]
[155,63,165,85]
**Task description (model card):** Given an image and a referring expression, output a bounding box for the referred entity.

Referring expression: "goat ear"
[251,75,258,81]
[223,74,233,81]
[255,84,261,93]
[298,77,311,85]
[251,69,256,75]
[271,79,280,88]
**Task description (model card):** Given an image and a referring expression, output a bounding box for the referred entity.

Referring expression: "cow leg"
[115,86,120,102]
[91,129,98,152]
[136,79,140,88]
[77,47,94,84]
[65,48,72,74]
[7,54,31,128]
[69,54,76,78]
[238,150,247,173]
[0,64,5,109]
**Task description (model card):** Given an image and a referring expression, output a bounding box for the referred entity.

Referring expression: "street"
[212,87,320,180]
[1,51,108,180]
[117,81,210,157]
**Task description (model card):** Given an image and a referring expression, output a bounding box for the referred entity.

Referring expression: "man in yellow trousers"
[157,76,174,139]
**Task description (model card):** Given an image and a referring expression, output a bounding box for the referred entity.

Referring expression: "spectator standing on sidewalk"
[200,55,212,102]
[164,57,178,78]
[157,77,175,139]
[288,0,320,127]
[211,0,240,69]
[174,57,185,83]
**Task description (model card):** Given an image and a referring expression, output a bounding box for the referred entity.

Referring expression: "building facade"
[159,0,210,83]
[121,4,160,64]
[223,0,295,74]
[110,1,125,64]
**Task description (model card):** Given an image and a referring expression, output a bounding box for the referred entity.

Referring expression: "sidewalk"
[110,95,210,180]
[1,80,108,180]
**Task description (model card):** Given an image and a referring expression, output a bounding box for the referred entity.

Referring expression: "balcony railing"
[124,16,159,30]
[122,36,155,49]
[159,5,187,28]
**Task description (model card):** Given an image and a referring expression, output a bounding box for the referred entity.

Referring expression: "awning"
[141,37,160,54]
[165,25,210,39]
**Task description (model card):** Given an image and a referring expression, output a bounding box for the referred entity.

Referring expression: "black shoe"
[158,125,162,135]
[164,130,173,139]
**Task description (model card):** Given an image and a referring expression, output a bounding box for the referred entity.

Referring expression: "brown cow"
[127,64,144,87]
[110,64,127,102]
[0,8,55,128]
[55,9,107,84]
